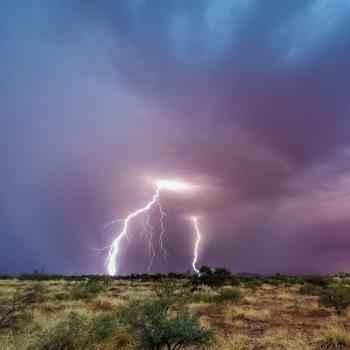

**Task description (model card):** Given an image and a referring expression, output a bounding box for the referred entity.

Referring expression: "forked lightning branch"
[105,179,203,276]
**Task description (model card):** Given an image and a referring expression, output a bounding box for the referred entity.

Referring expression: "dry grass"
[214,334,252,350]
[314,319,350,349]
[1,278,350,349]
[258,328,312,350]
[225,306,271,322]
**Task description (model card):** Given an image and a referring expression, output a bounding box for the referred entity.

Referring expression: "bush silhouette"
[195,266,232,288]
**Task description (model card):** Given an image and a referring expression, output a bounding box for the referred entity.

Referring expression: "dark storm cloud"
[1,0,350,274]
[64,0,350,192]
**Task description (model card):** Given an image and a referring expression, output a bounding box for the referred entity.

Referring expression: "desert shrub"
[243,278,263,291]
[195,266,232,288]
[0,288,38,329]
[0,283,47,329]
[299,284,321,296]
[167,272,190,280]
[303,275,331,288]
[211,287,243,304]
[266,278,283,287]
[120,285,214,350]
[31,311,130,350]
[24,282,48,303]
[212,268,232,286]
[0,274,13,280]
[262,274,304,287]
[18,269,50,281]
[319,285,350,314]
[31,312,89,350]
[89,313,120,342]
[70,279,104,300]
[230,275,241,287]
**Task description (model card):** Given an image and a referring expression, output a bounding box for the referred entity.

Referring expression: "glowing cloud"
[154,179,192,191]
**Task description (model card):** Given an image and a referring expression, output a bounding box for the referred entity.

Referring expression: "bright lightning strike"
[106,179,191,276]
[191,217,202,275]
[158,201,168,260]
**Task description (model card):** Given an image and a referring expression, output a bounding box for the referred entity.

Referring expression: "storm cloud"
[1,0,350,275]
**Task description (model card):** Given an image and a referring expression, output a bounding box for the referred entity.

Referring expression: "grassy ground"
[1,278,350,349]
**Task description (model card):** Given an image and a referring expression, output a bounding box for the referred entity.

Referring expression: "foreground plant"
[121,283,214,350]
[30,311,130,350]
[259,328,311,350]
[0,287,38,329]
[314,319,350,349]
[318,284,350,315]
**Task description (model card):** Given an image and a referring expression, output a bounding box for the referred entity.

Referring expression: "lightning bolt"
[106,179,191,276]
[158,201,168,260]
[146,210,156,272]
[106,187,160,276]
[191,217,202,275]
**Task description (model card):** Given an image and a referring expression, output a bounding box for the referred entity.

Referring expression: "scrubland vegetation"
[2,268,350,349]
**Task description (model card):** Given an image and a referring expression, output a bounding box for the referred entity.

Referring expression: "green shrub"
[243,278,263,291]
[299,284,321,296]
[319,285,350,314]
[31,311,131,349]
[303,275,331,288]
[211,287,243,304]
[121,285,214,350]
[19,269,50,281]
[230,275,241,287]
[195,266,232,288]
[89,313,120,342]
[31,312,89,350]
[70,279,104,300]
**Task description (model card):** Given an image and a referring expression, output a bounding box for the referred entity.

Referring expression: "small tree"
[196,266,232,288]
[319,285,350,315]
[212,267,232,287]
[121,283,214,350]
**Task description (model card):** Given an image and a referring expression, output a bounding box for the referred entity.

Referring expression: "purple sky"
[1,0,350,275]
